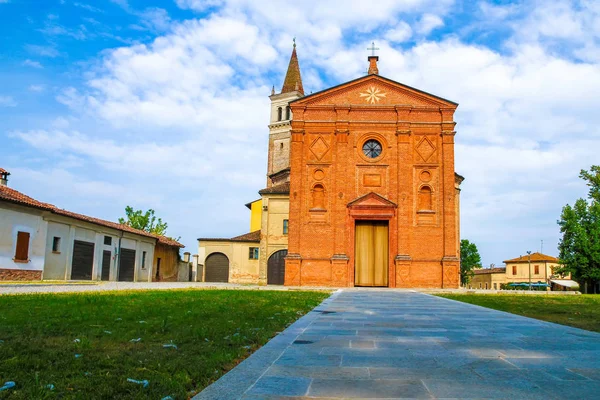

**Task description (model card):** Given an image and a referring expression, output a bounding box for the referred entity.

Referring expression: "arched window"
[312,184,325,209]
[286,106,291,120]
[418,185,432,211]
[277,107,282,121]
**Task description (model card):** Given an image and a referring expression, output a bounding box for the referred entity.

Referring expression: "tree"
[557,166,600,293]
[118,206,168,236]
[460,239,482,286]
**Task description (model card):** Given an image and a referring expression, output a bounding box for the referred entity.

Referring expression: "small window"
[142,251,147,270]
[512,265,517,275]
[534,265,539,274]
[14,231,30,262]
[485,283,488,289]
[493,283,497,290]
[249,247,259,260]
[286,106,291,120]
[52,237,61,253]
[283,219,289,235]
[104,236,112,246]
[277,107,282,121]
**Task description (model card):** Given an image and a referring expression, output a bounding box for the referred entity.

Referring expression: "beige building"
[469,267,507,290]
[503,252,564,283]
[468,252,573,290]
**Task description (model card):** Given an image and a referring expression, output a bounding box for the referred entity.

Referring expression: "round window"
[362,139,382,159]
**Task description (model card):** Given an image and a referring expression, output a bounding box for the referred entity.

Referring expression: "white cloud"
[416,13,444,35]
[28,84,46,92]
[25,44,60,58]
[73,2,103,13]
[385,21,412,43]
[22,59,43,68]
[0,96,17,107]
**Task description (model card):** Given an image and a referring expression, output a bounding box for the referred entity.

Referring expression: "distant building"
[0,168,183,281]
[468,252,573,290]
[469,267,506,290]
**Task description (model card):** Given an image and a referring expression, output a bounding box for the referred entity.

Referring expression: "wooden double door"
[354,221,389,287]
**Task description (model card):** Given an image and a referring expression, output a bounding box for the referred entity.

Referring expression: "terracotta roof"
[258,182,290,195]
[281,45,304,95]
[0,168,9,175]
[0,185,183,248]
[0,185,55,211]
[230,230,261,242]
[503,252,559,263]
[198,230,261,243]
[474,267,506,275]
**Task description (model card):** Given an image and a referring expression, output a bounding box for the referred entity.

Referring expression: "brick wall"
[0,268,42,281]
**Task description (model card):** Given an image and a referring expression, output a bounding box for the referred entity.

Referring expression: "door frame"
[347,192,397,288]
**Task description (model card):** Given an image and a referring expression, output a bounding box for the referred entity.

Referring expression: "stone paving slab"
[195,290,600,399]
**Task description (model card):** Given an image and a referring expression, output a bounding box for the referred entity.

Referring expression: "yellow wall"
[197,240,260,283]
[505,262,569,282]
[258,194,289,284]
[249,200,262,232]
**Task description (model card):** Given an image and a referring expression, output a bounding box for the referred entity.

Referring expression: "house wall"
[258,195,289,284]
[0,204,47,280]
[197,240,260,283]
[43,214,155,282]
[505,262,567,282]
[469,273,506,290]
[153,243,180,281]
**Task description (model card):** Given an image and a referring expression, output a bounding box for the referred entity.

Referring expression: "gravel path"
[0,282,313,295]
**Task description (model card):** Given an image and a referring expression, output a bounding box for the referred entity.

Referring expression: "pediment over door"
[347,192,397,219]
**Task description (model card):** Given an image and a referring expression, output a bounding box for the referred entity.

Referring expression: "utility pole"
[527,250,532,291]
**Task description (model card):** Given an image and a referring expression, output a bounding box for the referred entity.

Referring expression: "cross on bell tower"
[367,41,380,75]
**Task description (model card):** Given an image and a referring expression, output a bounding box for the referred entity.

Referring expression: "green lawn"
[0,290,329,399]
[437,293,600,333]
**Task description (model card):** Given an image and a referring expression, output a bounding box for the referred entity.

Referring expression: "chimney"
[0,168,9,187]
[368,55,379,75]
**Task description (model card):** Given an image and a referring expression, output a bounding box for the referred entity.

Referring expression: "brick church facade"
[198,45,463,288]
[284,53,463,288]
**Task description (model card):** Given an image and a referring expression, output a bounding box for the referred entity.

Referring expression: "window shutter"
[15,231,30,261]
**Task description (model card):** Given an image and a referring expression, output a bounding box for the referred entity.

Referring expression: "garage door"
[268,250,287,285]
[71,240,95,280]
[101,250,111,281]
[119,248,136,282]
[205,253,229,282]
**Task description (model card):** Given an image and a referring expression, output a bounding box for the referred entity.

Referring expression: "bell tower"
[266,40,304,187]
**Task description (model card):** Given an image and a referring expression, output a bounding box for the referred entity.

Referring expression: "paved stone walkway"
[196,290,600,399]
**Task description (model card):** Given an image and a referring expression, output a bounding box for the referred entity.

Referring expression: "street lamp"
[527,250,532,291]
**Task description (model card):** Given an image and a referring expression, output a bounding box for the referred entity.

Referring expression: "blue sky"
[1,0,599,266]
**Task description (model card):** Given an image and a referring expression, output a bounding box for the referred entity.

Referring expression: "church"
[198,43,463,288]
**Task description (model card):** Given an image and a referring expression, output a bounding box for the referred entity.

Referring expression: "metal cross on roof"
[367,41,379,57]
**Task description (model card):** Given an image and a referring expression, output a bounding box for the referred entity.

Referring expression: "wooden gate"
[119,248,136,282]
[267,250,287,285]
[355,221,389,287]
[71,240,95,280]
[205,253,229,282]
[101,250,111,281]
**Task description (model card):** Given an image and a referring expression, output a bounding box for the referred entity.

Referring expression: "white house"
[0,168,183,281]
